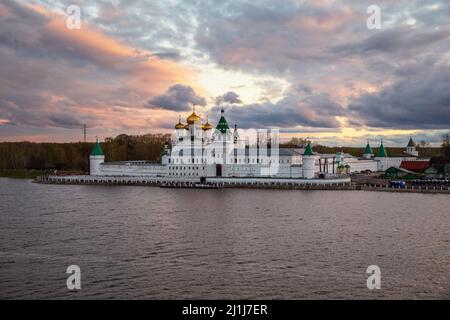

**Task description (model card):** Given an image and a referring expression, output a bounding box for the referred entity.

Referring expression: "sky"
[0,0,449,146]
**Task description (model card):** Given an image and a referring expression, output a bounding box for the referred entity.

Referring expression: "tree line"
[0,134,170,173]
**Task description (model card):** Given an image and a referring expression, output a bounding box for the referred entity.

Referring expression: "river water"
[0,178,449,299]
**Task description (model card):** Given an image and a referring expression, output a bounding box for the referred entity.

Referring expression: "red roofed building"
[400,160,430,173]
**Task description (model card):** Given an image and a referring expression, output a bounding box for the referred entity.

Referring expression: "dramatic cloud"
[148,84,207,111]
[349,64,450,129]
[1,0,449,145]
[216,91,242,105]
[212,92,345,129]
[0,0,197,132]
[195,1,359,75]
[195,0,450,73]
[331,26,450,56]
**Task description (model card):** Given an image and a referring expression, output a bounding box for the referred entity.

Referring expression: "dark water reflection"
[1,178,449,299]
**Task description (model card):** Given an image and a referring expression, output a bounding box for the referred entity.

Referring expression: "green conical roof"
[364,142,373,155]
[216,109,230,134]
[303,143,313,156]
[91,140,104,156]
[376,142,387,157]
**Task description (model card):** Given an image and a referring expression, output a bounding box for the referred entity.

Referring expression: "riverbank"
[33,174,450,194]
[0,169,44,179]
[0,169,87,179]
[356,184,450,194]
[35,174,353,190]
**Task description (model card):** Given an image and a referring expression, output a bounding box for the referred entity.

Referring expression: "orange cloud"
[0,2,204,133]
[288,5,357,32]
[41,10,198,95]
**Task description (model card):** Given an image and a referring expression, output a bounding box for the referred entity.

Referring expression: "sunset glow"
[0,0,449,146]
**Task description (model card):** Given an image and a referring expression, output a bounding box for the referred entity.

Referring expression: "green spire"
[376,141,387,157]
[303,142,313,156]
[216,108,230,134]
[364,141,373,155]
[91,139,104,156]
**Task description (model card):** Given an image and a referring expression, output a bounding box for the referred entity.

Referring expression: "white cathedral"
[89,106,428,179]
[165,107,317,179]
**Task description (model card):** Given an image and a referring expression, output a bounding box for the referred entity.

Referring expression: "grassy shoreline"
[0,169,87,179]
[0,169,45,179]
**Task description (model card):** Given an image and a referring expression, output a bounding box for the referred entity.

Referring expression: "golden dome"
[175,115,186,129]
[175,122,185,129]
[186,112,200,124]
[202,116,213,130]
[202,122,213,130]
[186,105,201,124]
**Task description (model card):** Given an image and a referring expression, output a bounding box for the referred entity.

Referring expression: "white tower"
[406,137,419,156]
[89,138,105,176]
[302,142,315,179]
[363,141,373,159]
[374,140,388,171]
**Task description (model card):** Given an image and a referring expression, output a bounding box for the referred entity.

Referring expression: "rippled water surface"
[1,178,450,299]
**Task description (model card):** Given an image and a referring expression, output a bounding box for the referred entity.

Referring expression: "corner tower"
[363,141,373,159]
[302,142,315,179]
[374,140,388,171]
[376,140,388,158]
[90,138,105,176]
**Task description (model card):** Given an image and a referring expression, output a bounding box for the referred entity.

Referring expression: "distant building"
[445,164,450,179]
[374,139,429,171]
[384,167,417,180]
[88,110,431,179]
[400,160,430,173]
[424,167,441,179]
[405,137,419,157]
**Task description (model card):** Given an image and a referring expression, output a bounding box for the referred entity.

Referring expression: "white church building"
[89,107,428,179]
[89,107,316,179]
